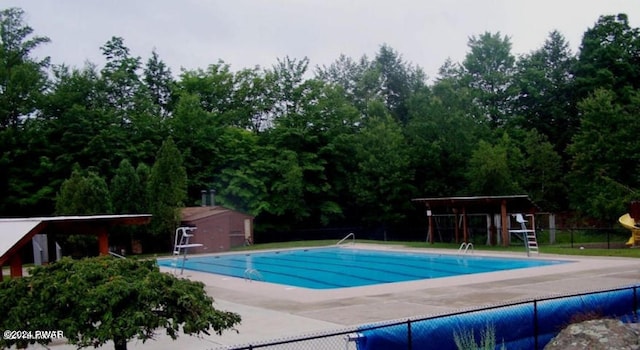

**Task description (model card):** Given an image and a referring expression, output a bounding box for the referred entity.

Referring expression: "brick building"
[180,204,254,254]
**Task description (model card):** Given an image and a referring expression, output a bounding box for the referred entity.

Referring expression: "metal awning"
[0,214,151,278]
[411,195,539,246]
[411,195,539,213]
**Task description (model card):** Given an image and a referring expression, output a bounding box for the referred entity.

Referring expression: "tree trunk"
[113,336,127,350]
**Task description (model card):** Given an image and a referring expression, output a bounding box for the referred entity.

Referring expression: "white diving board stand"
[172,226,203,275]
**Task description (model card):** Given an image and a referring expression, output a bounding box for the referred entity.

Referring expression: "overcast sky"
[4,1,640,81]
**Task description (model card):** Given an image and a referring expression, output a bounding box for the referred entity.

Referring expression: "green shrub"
[453,323,506,350]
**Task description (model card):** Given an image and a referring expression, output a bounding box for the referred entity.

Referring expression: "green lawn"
[231,239,640,258]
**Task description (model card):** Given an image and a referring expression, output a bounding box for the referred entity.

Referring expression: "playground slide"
[619,213,640,246]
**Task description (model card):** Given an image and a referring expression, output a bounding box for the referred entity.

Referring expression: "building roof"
[181,206,253,222]
[0,214,151,265]
[411,195,540,214]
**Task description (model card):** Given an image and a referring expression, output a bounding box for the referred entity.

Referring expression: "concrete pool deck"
[44,244,640,349]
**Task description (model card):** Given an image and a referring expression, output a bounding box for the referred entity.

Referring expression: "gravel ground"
[544,318,640,350]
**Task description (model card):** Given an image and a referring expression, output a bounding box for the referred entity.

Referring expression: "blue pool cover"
[355,287,638,350]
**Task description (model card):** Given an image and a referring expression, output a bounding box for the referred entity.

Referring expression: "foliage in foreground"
[453,323,506,350]
[0,256,241,350]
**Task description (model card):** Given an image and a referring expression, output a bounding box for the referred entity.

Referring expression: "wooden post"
[10,254,22,278]
[530,213,536,234]
[488,214,497,246]
[453,211,459,244]
[462,206,468,243]
[549,213,556,244]
[97,228,109,256]
[501,199,508,247]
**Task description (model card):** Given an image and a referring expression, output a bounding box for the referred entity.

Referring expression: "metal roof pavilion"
[0,214,151,280]
[411,195,539,245]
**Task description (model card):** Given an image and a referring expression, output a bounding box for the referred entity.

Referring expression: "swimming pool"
[158,247,568,290]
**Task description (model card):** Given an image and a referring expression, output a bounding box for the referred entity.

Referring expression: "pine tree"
[147,138,187,241]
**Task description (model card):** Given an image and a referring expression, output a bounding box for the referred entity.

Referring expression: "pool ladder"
[337,232,355,246]
[244,268,264,282]
[458,242,474,255]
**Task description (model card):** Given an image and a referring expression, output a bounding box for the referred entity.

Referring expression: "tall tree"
[55,167,113,215]
[574,13,640,102]
[110,159,145,214]
[168,92,220,199]
[255,78,361,229]
[147,138,187,239]
[567,88,640,221]
[0,7,50,129]
[212,127,267,215]
[143,49,174,118]
[316,45,427,124]
[0,7,51,215]
[230,67,280,133]
[342,101,414,226]
[99,36,144,119]
[371,44,427,124]
[465,135,523,195]
[177,62,235,116]
[510,129,564,210]
[42,65,130,181]
[55,167,113,254]
[270,56,310,120]
[98,37,165,168]
[315,54,370,114]
[511,30,577,154]
[405,80,488,196]
[461,32,516,126]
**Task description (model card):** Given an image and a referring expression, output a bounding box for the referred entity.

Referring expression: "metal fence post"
[634,286,638,322]
[407,319,412,350]
[570,228,574,248]
[533,299,539,350]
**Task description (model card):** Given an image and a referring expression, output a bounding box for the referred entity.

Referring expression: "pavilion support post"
[530,213,536,233]
[10,254,23,278]
[462,206,468,243]
[530,213,537,245]
[488,214,497,246]
[501,199,508,247]
[453,209,459,243]
[549,214,556,244]
[0,264,3,281]
[98,228,109,256]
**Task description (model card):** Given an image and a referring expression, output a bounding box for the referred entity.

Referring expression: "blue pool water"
[158,247,568,290]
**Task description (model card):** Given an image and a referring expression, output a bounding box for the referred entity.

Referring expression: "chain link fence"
[216,285,640,350]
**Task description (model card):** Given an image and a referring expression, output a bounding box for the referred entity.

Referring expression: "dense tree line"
[1,8,639,241]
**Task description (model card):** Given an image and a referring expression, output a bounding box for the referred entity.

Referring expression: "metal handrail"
[108,251,126,259]
[336,232,355,246]
[457,242,474,255]
[244,268,263,282]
